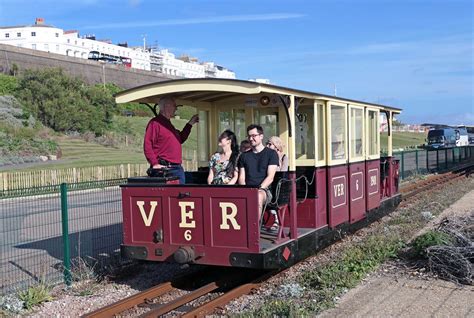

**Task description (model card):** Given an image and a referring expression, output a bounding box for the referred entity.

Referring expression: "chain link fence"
[1,180,124,295]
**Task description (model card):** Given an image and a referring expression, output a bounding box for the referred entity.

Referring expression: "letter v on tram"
[116,79,402,269]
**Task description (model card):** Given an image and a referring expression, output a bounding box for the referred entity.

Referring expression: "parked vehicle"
[427,128,457,149]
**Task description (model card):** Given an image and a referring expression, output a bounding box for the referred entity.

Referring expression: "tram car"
[116,79,402,269]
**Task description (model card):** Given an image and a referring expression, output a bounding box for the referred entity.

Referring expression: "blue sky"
[1,0,472,124]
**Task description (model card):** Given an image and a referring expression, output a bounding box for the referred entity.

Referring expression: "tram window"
[198,110,210,162]
[219,111,232,133]
[350,107,364,158]
[295,106,315,159]
[254,109,279,138]
[331,105,346,160]
[367,110,378,156]
[317,104,326,161]
[234,109,246,145]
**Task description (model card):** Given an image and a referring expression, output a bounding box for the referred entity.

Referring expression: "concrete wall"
[0,44,176,89]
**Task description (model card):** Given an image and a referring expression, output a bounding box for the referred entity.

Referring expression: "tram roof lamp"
[260,96,270,105]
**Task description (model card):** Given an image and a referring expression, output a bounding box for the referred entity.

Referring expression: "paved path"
[320,189,474,318]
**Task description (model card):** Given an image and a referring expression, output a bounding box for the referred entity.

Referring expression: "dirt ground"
[320,189,474,318]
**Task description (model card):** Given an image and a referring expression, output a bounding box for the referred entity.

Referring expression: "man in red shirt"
[144,96,199,184]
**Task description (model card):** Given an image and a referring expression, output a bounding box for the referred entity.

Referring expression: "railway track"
[84,163,473,318]
[83,268,273,318]
[401,163,473,200]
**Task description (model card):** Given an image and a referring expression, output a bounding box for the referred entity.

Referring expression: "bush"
[411,230,453,257]
[0,73,18,95]
[14,68,117,136]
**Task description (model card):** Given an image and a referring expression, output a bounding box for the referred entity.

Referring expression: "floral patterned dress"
[209,153,231,184]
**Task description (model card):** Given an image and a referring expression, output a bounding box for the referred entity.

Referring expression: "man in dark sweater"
[238,124,279,219]
[143,96,199,184]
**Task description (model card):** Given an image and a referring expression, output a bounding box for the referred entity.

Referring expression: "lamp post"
[100,61,105,89]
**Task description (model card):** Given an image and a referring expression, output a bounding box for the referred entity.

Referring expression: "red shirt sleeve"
[144,119,159,166]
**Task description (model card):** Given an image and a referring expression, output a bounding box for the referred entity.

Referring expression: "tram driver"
[143,96,199,184]
[238,124,279,220]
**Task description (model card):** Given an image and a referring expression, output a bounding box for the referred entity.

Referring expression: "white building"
[150,49,205,78]
[249,78,271,84]
[0,18,235,78]
[202,62,235,79]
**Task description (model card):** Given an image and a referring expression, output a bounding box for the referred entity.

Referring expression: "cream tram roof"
[115,78,401,113]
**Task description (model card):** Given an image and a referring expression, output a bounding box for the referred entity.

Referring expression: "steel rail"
[401,163,473,200]
[82,282,173,318]
[141,281,220,317]
[182,270,278,318]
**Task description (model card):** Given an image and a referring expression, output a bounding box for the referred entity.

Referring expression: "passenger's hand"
[188,114,199,125]
[152,164,165,169]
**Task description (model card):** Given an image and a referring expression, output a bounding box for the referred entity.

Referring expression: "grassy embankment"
[381,131,426,151]
[2,117,197,172]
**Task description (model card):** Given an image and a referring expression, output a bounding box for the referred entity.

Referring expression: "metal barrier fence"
[1,146,473,295]
[0,179,124,295]
[393,146,474,180]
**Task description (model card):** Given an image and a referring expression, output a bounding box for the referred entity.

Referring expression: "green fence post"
[401,151,405,180]
[452,148,456,165]
[415,149,419,174]
[436,149,440,171]
[426,149,429,173]
[60,183,72,286]
[445,148,448,169]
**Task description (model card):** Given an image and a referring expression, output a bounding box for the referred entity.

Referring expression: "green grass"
[381,131,426,151]
[2,116,197,172]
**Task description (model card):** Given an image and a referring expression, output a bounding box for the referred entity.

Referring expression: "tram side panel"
[121,185,261,266]
[328,165,349,227]
[294,167,328,229]
[366,159,381,210]
[349,162,366,223]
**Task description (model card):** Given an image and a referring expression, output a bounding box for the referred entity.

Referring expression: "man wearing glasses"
[238,124,279,220]
[143,96,199,184]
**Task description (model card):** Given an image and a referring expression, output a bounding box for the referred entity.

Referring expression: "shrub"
[411,230,452,257]
[15,68,117,136]
[0,73,18,95]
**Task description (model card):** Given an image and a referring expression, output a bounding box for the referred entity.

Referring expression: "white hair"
[158,96,175,112]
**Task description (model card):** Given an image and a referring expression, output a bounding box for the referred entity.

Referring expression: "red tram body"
[116,79,402,269]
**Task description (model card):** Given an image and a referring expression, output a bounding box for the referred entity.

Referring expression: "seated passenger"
[238,124,279,221]
[265,136,288,232]
[207,130,239,185]
[266,136,289,172]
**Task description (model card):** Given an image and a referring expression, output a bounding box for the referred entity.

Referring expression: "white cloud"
[80,13,305,30]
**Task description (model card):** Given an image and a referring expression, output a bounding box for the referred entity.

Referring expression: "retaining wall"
[0,43,176,89]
